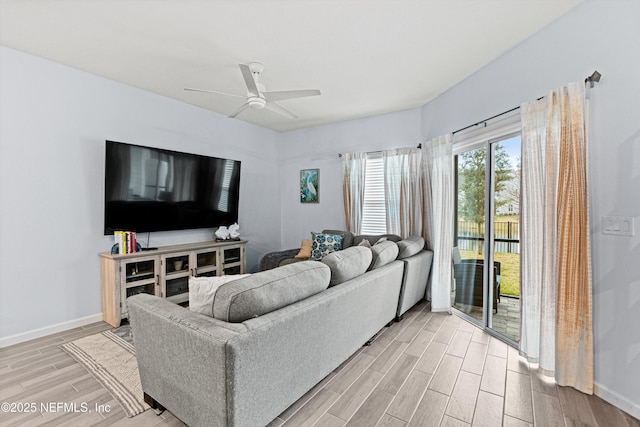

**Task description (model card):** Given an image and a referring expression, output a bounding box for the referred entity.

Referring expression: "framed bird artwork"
[300,169,319,203]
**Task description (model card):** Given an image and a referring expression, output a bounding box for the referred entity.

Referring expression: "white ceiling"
[0,0,582,132]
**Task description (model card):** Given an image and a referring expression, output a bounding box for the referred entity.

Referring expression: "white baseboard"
[0,313,104,348]
[594,381,640,420]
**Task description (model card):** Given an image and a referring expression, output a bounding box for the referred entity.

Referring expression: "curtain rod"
[346,71,602,153]
[450,70,602,136]
[452,104,522,135]
[338,150,382,158]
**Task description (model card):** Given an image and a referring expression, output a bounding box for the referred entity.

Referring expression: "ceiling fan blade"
[228,102,250,119]
[184,87,245,99]
[265,102,297,119]
[239,64,259,95]
[263,89,321,102]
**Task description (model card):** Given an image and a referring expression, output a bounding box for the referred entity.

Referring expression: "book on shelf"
[114,231,138,254]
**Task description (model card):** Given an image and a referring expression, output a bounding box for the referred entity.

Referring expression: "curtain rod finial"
[586,70,602,88]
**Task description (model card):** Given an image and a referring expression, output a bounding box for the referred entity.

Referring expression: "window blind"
[360,156,387,234]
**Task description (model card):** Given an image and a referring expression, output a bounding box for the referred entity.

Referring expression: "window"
[360,155,386,234]
[346,148,421,237]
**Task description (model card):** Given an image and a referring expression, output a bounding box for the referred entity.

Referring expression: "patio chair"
[452,248,501,313]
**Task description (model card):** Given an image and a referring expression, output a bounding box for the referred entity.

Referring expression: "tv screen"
[104,140,241,235]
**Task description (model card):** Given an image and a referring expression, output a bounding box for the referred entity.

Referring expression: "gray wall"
[0,46,281,342]
[278,108,422,248]
[277,0,640,416]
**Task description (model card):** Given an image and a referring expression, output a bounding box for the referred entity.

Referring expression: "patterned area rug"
[61,328,148,417]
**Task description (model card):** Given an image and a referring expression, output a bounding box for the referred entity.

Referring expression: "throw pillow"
[189,274,251,317]
[354,234,402,246]
[358,239,371,248]
[321,229,355,248]
[321,246,372,286]
[295,239,313,259]
[369,240,399,270]
[397,236,425,259]
[310,232,343,260]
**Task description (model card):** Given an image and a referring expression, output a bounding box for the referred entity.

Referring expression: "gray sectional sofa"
[127,234,432,427]
[260,230,433,319]
[258,229,402,271]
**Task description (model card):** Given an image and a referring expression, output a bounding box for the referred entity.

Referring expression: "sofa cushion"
[279,257,306,267]
[321,246,372,286]
[189,274,251,317]
[397,236,425,259]
[310,232,343,260]
[369,240,399,270]
[321,229,354,248]
[212,261,331,322]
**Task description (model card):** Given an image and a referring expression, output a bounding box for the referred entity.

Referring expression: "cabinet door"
[120,255,159,317]
[160,252,191,304]
[221,244,245,275]
[190,248,219,277]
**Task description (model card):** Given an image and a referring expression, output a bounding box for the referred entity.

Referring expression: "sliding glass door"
[453,146,487,322]
[453,133,521,345]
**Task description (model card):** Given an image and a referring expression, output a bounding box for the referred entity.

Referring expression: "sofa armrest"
[397,250,434,318]
[127,294,246,427]
[259,248,301,271]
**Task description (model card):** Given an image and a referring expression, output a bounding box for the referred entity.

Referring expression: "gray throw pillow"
[369,240,399,270]
[358,239,371,248]
[321,246,372,286]
[213,261,330,322]
[397,236,425,259]
[353,234,401,246]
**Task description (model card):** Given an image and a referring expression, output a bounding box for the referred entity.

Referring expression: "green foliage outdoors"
[457,145,520,297]
[458,145,513,229]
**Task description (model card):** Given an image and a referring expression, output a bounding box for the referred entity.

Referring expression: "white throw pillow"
[189,274,251,317]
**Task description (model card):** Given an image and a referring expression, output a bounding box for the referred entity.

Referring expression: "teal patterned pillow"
[310,232,343,260]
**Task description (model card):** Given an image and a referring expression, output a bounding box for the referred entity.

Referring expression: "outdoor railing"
[456,221,520,253]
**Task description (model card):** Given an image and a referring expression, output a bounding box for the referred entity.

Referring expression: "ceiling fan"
[185,63,321,119]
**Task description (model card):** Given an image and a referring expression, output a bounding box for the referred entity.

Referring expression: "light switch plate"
[603,216,636,236]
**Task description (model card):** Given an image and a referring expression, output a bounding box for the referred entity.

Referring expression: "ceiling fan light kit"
[185,62,321,120]
[248,97,266,110]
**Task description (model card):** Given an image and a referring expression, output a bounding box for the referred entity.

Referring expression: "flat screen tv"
[104,140,241,235]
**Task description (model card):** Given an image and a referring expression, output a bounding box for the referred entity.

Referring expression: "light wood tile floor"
[1,302,638,427]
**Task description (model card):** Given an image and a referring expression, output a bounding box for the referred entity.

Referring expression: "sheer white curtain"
[383,148,423,238]
[520,82,593,394]
[421,134,453,312]
[342,152,367,233]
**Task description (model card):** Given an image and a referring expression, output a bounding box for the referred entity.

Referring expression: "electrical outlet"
[602,216,636,236]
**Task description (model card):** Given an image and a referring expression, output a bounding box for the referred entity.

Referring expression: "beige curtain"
[342,152,367,233]
[520,82,593,393]
[383,148,423,238]
[420,134,453,311]
[342,136,453,312]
